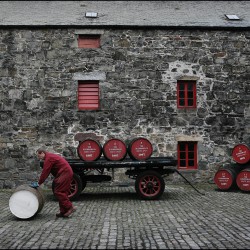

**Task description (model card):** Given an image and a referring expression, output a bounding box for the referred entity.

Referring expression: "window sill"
[77,109,101,112]
[177,168,198,172]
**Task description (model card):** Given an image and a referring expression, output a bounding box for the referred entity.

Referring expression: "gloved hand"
[29,181,39,188]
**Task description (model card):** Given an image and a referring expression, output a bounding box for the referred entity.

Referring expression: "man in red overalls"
[36,148,77,218]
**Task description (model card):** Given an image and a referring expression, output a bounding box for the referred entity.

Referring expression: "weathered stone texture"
[0,28,249,188]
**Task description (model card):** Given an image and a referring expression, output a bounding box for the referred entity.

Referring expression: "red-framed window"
[178,142,198,170]
[78,34,101,48]
[78,81,99,110]
[177,80,196,108]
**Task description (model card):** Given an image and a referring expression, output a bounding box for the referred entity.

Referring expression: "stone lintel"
[177,76,200,81]
[175,135,203,142]
[74,29,105,35]
[73,72,106,81]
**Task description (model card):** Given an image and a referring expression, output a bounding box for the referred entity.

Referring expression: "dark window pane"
[188,99,193,106]
[187,92,193,98]
[180,160,186,167]
[179,83,185,90]
[188,152,194,159]
[188,144,195,151]
[179,143,186,151]
[188,83,194,90]
[180,152,186,159]
[188,160,194,166]
[179,91,185,98]
[179,99,185,106]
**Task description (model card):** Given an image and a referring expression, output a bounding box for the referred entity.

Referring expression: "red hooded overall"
[38,152,73,214]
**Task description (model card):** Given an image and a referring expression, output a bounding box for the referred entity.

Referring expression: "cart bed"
[65,156,177,170]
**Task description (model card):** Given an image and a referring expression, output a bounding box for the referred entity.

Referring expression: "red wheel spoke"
[69,180,77,197]
[136,171,165,200]
[139,175,161,196]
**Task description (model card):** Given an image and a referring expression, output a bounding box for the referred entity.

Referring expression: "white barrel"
[9,184,45,219]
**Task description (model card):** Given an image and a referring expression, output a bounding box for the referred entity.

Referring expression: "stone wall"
[0,28,249,188]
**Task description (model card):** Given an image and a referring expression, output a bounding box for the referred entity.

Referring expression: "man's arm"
[38,159,53,185]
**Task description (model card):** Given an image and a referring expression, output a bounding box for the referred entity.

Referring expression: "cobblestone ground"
[1,183,250,249]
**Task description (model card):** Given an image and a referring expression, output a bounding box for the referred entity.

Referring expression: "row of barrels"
[214,144,250,192]
[77,137,153,161]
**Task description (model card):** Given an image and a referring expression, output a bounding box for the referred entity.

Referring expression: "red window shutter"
[78,81,99,110]
[78,35,100,48]
[177,142,198,170]
[177,80,197,108]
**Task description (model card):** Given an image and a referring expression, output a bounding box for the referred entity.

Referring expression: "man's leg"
[54,174,73,216]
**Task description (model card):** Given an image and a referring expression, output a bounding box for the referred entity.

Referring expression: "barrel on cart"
[127,137,153,161]
[103,138,127,161]
[77,139,102,161]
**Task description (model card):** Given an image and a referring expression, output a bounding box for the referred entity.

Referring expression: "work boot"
[63,206,77,217]
[56,212,65,218]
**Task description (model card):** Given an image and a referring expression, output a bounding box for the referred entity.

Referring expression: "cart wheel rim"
[68,179,78,198]
[139,175,161,197]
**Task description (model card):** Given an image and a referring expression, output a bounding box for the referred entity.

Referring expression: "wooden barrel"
[127,137,153,161]
[77,139,102,161]
[232,144,250,164]
[213,165,242,191]
[103,138,127,161]
[9,184,45,219]
[236,168,250,192]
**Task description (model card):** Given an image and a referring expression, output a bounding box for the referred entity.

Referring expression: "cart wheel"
[135,170,165,200]
[52,173,83,201]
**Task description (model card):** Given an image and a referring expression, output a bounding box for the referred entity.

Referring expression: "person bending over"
[35,148,77,218]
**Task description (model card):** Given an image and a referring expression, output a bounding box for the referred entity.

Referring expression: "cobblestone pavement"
[1,183,250,249]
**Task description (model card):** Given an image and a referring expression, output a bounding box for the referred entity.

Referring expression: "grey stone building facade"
[0,1,249,188]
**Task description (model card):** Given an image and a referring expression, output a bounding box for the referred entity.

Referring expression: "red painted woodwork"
[78,35,100,48]
[213,165,240,190]
[128,137,153,160]
[78,81,99,110]
[103,138,127,161]
[177,80,197,108]
[77,139,102,161]
[177,142,198,170]
[232,144,250,164]
[236,168,250,192]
